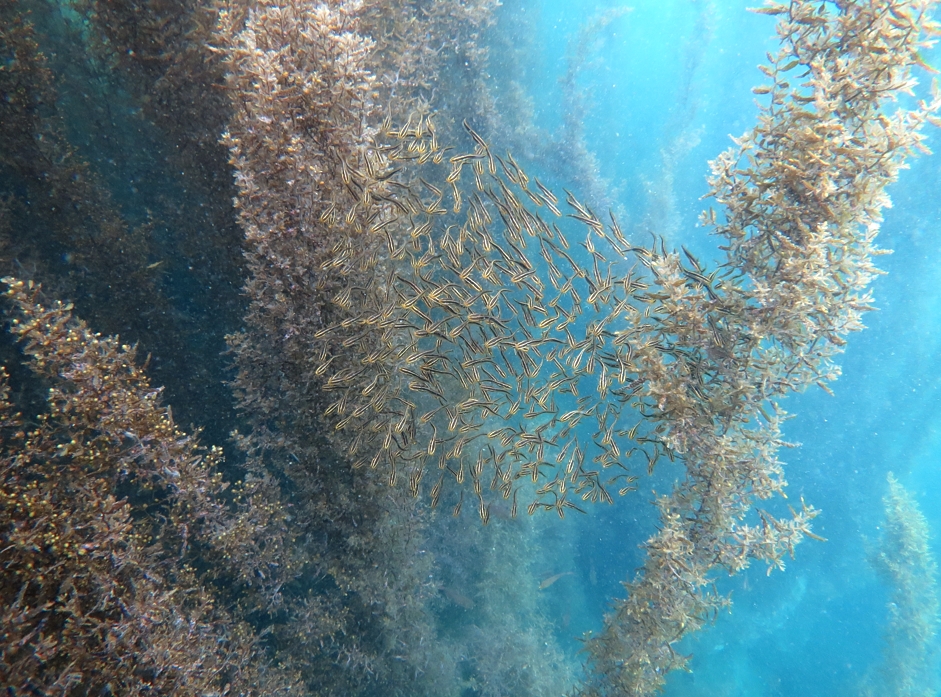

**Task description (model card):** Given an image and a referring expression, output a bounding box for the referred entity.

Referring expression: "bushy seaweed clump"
[865,473,939,697]
[0,0,241,444]
[0,279,301,696]
[218,0,566,694]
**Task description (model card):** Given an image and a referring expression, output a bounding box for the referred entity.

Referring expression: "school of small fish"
[309,114,683,522]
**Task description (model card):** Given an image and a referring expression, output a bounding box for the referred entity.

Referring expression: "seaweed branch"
[579,1,941,694]
[865,473,939,697]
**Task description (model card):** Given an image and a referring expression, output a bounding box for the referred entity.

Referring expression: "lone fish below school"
[539,571,574,590]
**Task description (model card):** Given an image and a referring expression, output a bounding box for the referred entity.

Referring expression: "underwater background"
[1,0,939,696]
